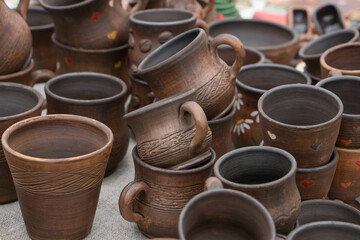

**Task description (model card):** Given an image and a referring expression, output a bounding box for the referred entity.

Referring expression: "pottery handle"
[119,180,149,223]
[210,34,246,80]
[16,0,30,19]
[204,177,223,191]
[195,19,209,36]
[201,0,215,19]
[328,69,343,77]
[129,0,149,14]
[30,69,56,87]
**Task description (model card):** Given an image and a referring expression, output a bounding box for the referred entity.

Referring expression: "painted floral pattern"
[250,110,260,123]
[233,118,254,135]
[234,92,243,110]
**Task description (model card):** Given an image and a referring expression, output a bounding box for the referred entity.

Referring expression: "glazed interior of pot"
[133,9,194,22]
[324,45,360,70]
[41,0,84,6]
[26,8,53,27]
[218,47,262,66]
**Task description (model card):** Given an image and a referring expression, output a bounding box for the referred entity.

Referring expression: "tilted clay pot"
[312,3,344,35]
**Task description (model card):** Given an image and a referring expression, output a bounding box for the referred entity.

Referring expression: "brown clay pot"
[218,46,266,67]
[287,6,312,36]
[0,83,44,204]
[127,71,154,113]
[119,146,215,238]
[232,64,311,148]
[45,72,129,175]
[134,28,245,120]
[1,114,113,240]
[312,3,345,35]
[296,150,338,200]
[258,84,343,168]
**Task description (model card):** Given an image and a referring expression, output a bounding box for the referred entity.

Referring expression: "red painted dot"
[64,57,72,64]
[217,14,225,20]
[303,180,314,188]
[91,12,100,20]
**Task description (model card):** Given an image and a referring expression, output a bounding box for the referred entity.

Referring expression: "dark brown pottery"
[303,66,322,85]
[119,146,215,238]
[218,46,266,67]
[287,6,312,36]
[258,84,343,168]
[127,71,154,113]
[1,114,113,240]
[0,83,44,204]
[45,72,129,174]
[312,3,344,35]
[232,64,311,148]
[209,19,299,64]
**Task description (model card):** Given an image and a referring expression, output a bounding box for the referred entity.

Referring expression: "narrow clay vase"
[135,28,245,120]
[45,72,129,174]
[0,83,44,204]
[312,3,344,35]
[218,46,266,67]
[119,146,215,238]
[1,114,113,240]
[232,64,311,148]
[209,146,301,234]
[258,84,343,168]
[124,89,212,168]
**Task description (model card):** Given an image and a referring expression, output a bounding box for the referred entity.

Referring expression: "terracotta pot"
[124,89,212,168]
[232,64,311,148]
[26,6,57,71]
[127,71,154,113]
[209,19,299,64]
[1,114,113,240]
[312,3,344,35]
[296,150,338,200]
[209,146,301,234]
[135,28,245,120]
[258,84,343,168]
[45,72,129,174]
[0,83,44,204]
[287,6,312,36]
[218,46,266,67]
[119,146,215,238]
[316,76,360,148]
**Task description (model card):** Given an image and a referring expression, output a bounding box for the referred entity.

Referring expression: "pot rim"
[208,102,235,124]
[27,6,54,31]
[335,146,360,153]
[296,150,338,172]
[39,0,96,11]
[312,3,344,35]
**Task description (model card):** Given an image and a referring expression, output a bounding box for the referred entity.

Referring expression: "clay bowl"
[312,3,344,35]
[218,47,266,67]
[209,19,299,64]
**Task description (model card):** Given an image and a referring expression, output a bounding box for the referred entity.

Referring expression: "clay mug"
[119,146,215,238]
[258,84,343,168]
[124,89,212,168]
[0,83,44,204]
[1,114,113,240]
[0,0,32,75]
[127,71,154,113]
[207,146,301,234]
[218,46,266,67]
[232,64,311,148]
[45,72,129,175]
[134,28,245,120]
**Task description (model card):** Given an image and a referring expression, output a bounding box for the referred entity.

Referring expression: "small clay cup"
[45,72,129,174]
[127,71,154,113]
[258,84,343,168]
[0,83,44,204]
[312,3,345,35]
[1,114,113,240]
[217,46,266,67]
[296,150,339,200]
[316,76,360,148]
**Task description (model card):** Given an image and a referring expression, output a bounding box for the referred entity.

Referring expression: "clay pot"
[312,3,344,35]
[316,76,360,148]
[0,0,32,75]
[232,64,311,148]
[1,114,113,240]
[209,146,301,234]
[178,189,276,240]
[124,89,212,168]
[26,6,57,71]
[45,72,129,174]
[127,72,154,113]
[0,83,44,204]
[209,19,299,64]
[135,28,245,120]
[287,6,312,36]
[303,66,322,85]
[296,150,338,200]
[218,46,266,67]
[258,84,343,168]
[119,146,215,238]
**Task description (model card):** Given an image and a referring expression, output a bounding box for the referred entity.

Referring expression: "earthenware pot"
[312,3,344,35]
[258,84,343,168]
[299,29,358,79]
[45,72,129,174]
[135,28,245,119]
[1,114,113,240]
[232,64,311,148]
[127,71,154,113]
[0,83,44,204]
[209,19,299,64]
[39,0,147,49]
[124,89,212,168]
[296,150,338,200]
[303,66,322,85]
[218,46,266,67]
[316,76,360,148]
[0,0,32,75]
[208,146,301,234]
[119,147,215,238]
[287,6,312,36]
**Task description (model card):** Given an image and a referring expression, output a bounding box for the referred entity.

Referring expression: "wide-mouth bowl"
[27,6,54,30]
[40,0,94,10]
[130,9,196,26]
[296,150,338,172]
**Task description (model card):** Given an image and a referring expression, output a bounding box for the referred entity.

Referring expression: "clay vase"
[135,28,245,120]
[124,89,212,168]
[127,71,154,113]
[1,114,113,240]
[45,72,129,175]
[0,0,32,75]
[119,146,215,238]
[26,6,57,71]
[209,146,301,234]
[218,47,266,67]
[316,76,360,148]
[296,150,338,200]
[178,189,276,240]
[258,84,343,168]
[0,83,44,204]
[312,3,344,35]
[232,64,311,148]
